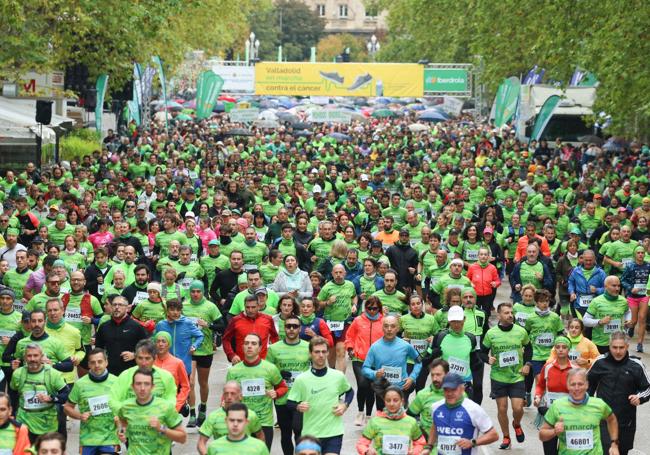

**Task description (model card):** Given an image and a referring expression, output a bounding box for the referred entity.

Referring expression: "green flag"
[95,74,109,134]
[196,71,224,120]
[152,56,168,130]
[494,76,520,128]
[531,95,561,141]
[579,71,598,87]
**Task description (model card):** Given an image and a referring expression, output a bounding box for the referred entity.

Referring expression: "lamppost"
[245,32,260,65]
[366,34,380,61]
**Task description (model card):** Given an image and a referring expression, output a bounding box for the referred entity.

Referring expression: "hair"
[534,289,552,303]
[382,385,405,401]
[278,295,299,315]
[87,347,107,361]
[244,294,259,305]
[246,268,260,278]
[132,367,155,384]
[329,240,349,260]
[284,315,301,326]
[497,302,513,312]
[309,336,329,353]
[226,402,249,418]
[568,318,584,331]
[30,309,46,321]
[364,295,383,312]
[165,298,183,311]
[134,339,157,358]
[609,331,629,344]
[35,432,66,452]
[45,298,63,310]
[566,367,588,384]
[24,342,43,355]
[430,358,450,372]
[295,435,322,454]
[244,333,262,345]
[134,264,150,275]
[444,287,462,307]
[520,283,537,296]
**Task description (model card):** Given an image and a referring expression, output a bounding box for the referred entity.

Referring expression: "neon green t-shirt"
[266,339,311,405]
[118,396,182,455]
[207,435,270,455]
[483,324,530,384]
[225,360,283,427]
[199,407,262,440]
[361,414,422,455]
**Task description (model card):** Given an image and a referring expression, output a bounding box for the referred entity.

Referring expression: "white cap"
[448,306,465,322]
[360,174,369,182]
[185,211,195,218]
[313,184,322,193]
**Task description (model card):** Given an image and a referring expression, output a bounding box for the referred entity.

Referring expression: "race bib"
[241,378,266,397]
[133,291,148,306]
[622,258,633,268]
[409,239,419,247]
[243,264,258,272]
[142,246,151,256]
[544,391,567,406]
[633,282,646,293]
[0,449,13,455]
[577,294,594,308]
[382,366,402,384]
[409,339,428,354]
[180,278,193,290]
[97,284,105,295]
[566,429,593,450]
[535,332,554,347]
[515,312,529,327]
[191,254,198,262]
[603,319,621,333]
[286,371,301,387]
[23,391,49,410]
[382,435,409,455]
[448,356,470,378]
[88,395,111,416]
[568,349,580,361]
[0,329,16,338]
[499,350,519,367]
[13,300,25,313]
[465,249,479,261]
[585,229,594,239]
[69,263,78,272]
[326,320,345,331]
[64,307,82,323]
[437,435,461,455]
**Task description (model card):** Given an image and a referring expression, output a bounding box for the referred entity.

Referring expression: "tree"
[378,0,650,136]
[316,34,369,62]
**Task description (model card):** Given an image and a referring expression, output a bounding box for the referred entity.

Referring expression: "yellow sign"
[254,63,424,97]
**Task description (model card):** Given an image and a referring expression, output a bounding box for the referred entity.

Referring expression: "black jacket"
[588,352,650,426]
[122,282,148,306]
[95,316,148,375]
[386,242,419,292]
[84,262,112,301]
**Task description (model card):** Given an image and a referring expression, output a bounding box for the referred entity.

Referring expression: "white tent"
[0,96,74,142]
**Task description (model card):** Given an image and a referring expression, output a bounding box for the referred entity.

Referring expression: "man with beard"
[122,264,151,307]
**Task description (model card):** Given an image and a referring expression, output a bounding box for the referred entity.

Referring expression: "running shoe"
[319,71,344,84]
[637,343,644,353]
[499,437,511,450]
[525,392,532,407]
[354,412,364,426]
[186,415,197,428]
[347,73,372,91]
[513,421,525,443]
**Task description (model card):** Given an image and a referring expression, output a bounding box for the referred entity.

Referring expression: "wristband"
[423,444,433,450]
[471,439,477,448]
[610,439,618,445]
[159,425,168,435]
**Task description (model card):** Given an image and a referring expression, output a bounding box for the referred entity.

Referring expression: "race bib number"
[180,278,193,290]
[97,284,105,295]
[69,263,78,272]
[87,395,111,416]
[448,356,469,377]
[409,339,428,354]
[586,229,594,239]
[133,291,148,306]
[465,249,479,261]
[326,320,345,331]
[535,332,554,347]
[243,264,258,272]
[604,319,621,333]
[64,307,82,323]
[382,366,402,384]
[142,246,150,256]
[13,300,25,313]
[437,435,461,455]
[191,253,198,262]
[515,312,529,327]
[0,329,16,338]
[382,435,409,455]
[241,378,265,397]
[499,350,519,367]
[568,349,580,361]
[566,429,593,450]
[23,391,49,410]
[577,294,594,308]
[544,391,567,406]
[622,258,633,268]
[0,449,13,455]
[633,282,646,293]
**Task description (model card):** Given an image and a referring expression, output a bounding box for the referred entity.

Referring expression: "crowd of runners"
[0,106,649,455]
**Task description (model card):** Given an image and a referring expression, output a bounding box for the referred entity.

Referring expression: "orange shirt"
[154,353,190,410]
[514,234,551,262]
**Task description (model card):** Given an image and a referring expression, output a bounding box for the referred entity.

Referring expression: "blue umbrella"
[328,132,352,142]
[406,103,426,111]
[418,109,449,122]
[375,97,392,104]
[212,102,225,113]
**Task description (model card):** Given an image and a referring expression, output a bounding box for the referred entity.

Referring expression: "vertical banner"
[95,74,109,134]
[152,56,168,130]
[132,64,142,126]
[195,71,224,119]
[494,77,520,128]
[531,95,561,141]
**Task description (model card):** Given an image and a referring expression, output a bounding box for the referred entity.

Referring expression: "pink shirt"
[88,231,114,250]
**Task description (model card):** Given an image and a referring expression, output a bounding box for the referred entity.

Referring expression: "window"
[317,4,325,17]
[365,6,379,17]
[339,4,348,18]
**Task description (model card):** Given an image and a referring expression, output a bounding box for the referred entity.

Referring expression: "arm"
[318,319,334,347]
[160,424,187,444]
[176,363,191,408]
[221,319,236,361]
[361,348,377,380]
[299,273,313,299]
[582,312,601,328]
[356,436,373,455]
[190,323,205,351]
[605,412,619,450]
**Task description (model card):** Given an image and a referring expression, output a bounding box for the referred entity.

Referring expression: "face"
[609,338,628,361]
[166,306,181,321]
[46,276,61,294]
[383,273,396,291]
[582,252,595,268]
[605,278,621,296]
[567,373,588,401]
[382,317,399,340]
[156,337,170,355]
[450,262,463,276]
[243,335,261,359]
[46,301,64,324]
[383,390,403,413]
[37,440,64,455]
[30,312,46,336]
[310,344,329,369]
[554,343,569,359]
[284,319,300,340]
[526,245,538,262]
[430,365,446,389]
[230,254,243,270]
[135,350,154,369]
[132,372,154,402]
[449,319,464,332]
[443,384,464,404]
[498,305,514,325]
[536,297,550,311]
[409,298,423,315]
[284,256,297,270]
[25,347,43,371]
[112,299,129,318]
[478,249,489,264]
[0,397,10,426]
[462,292,476,308]
[70,272,85,293]
[226,409,248,438]
[87,353,108,376]
[332,266,345,283]
[135,269,148,285]
[300,300,315,317]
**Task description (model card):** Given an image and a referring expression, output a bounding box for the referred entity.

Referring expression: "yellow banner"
[254,63,424,97]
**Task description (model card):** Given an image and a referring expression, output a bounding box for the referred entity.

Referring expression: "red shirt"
[535,359,574,398]
[223,313,279,361]
[466,262,501,296]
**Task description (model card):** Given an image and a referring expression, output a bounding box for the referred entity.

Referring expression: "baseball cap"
[137,202,147,210]
[593,194,602,199]
[48,205,59,211]
[254,287,268,296]
[32,236,44,244]
[185,211,195,218]
[208,239,220,246]
[483,226,494,234]
[441,373,465,389]
[399,228,410,236]
[360,174,369,182]
[147,282,162,294]
[447,306,465,322]
[312,184,322,193]
[570,227,582,235]
[21,310,31,322]
[371,240,382,248]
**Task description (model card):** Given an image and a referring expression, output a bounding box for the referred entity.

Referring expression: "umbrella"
[183,100,196,108]
[258,110,278,121]
[408,123,430,132]
[276,112,299,124]
[259,99,279,109]
[175,113,193,121]
[372,109,398,119]
[348,112,368,122]
[406,103,426,111]
[225,128,254,136]
[253,119,280,129]
[212,102,225,113]
[328,132,352,142]
[578,135,604,145]
[374,97,392,105]
[418,109,449,122]
[292,122,312,130]
[218,95,236,103]
[294,129,313,138]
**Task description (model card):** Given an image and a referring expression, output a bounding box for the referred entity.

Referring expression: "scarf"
[300,314,315,325]
[365,311,380,321]
[535,308,551,317]
[566,251,578,260]
[384,406,406,419]
[46,319,65,330]
[89,369,109,382]
[568,394,589,405]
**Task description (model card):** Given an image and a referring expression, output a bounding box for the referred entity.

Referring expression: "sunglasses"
[366,306,379,312]
[47,281,61,285]
[285,324,300,329]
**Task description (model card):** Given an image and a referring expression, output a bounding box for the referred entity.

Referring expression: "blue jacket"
[155,316,204,374]
[620,262,650,296]
[568,265,606,309]
[509,259,554,302]
[362,337,421,387]
[352,274,384,296]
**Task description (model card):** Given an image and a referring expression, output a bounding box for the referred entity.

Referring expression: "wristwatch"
[159,424,168,435]
[471,439,477,448]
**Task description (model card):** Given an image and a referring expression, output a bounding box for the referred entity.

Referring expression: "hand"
[408,267,416,274]
[575,357,589,367]
[81,316,92,324]
[351,304,357,314]
[456,439,473,449]
[589,285,597,294]
[533,395,541,407]
[288,289,298,297]
[624,320,634,329]
[554,417,564,436]
[520,364,531,376]
[231,355,242,365]
[490,281,498,288]
[402,377,414,391]
[120,351,135,362]
[1,336,9,345]
[515,284,521,291]
[332,403,347,416]
[41,356,52,365]
[600,316,612,325]
[364,448,377,455]
[305,327,316,337]
[609,444,620,455]
[148,416,161,430]
[11,360,20,370]
[72,356,81,366]
[266,389,278,399]
[570,293,577,302]
[629,394,641,406]
[196,318,208,328]
[328,295,337,305]
[297,401,310,413]
[118,429,126,443]
[190,346,196,353]
[360,293,367,300]
[535,272,543,280]
[36,393,51,403]
[375,368,385,379]
[80,412,91,422]
[488,355,496,365]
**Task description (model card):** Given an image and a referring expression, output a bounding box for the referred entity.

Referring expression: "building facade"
[296,0,387,35]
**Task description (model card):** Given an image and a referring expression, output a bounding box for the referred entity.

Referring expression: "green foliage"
[248,0,325,62]
[378,0,650,135]
[317,34,369,62]
[69,128,101,143]
[60,129,101,162]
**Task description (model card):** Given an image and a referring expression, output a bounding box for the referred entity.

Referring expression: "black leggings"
[275,403,302,455]
[406,357,432,400]
[262,426,274,451]
[352,360,375,416]
[477,292,496,334]
[471,361,484,405]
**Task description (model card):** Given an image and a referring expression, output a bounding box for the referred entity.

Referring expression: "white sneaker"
[354,411,364,426]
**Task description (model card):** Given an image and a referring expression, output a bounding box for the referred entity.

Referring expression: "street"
[66,284,650,454]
